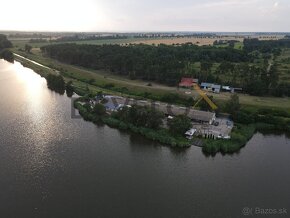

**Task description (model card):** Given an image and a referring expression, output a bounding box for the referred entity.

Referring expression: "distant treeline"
[41,43,250,86]
[53,34,128,42]
[0,34,14,62]
[244,38,290,53]
[8,33,50,38]
[29,38,48,43]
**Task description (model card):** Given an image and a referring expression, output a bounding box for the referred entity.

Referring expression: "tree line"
[244,38,290,54]
[41,43,250,86]
[41,41,290,97]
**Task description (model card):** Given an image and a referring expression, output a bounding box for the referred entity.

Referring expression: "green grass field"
[234,42,244,50]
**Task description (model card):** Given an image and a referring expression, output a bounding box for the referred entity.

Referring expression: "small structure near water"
[200,83,221,93]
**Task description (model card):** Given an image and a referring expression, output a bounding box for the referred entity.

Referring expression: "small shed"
[212,84,221,93]
[200,82,213,90]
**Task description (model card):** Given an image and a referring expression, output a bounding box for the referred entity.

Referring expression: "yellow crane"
[192,84,218,110]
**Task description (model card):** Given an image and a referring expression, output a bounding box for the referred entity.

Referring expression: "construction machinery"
[192,84,218,110]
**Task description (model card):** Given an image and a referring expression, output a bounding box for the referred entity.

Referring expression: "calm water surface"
[0,60,289,218]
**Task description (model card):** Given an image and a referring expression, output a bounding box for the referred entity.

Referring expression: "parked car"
[185,128,197,139]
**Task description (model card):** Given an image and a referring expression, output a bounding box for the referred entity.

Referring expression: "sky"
[0,0,289,32]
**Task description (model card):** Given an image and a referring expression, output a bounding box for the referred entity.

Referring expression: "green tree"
[0,49,14,63]
[65,81,74,97]
[115,105,163,129]
[168,115,192,136]
[93,103,106,116]
[25,44,32,53]
[225,94,240,119]
[0,34,12,50]
[46,74,65,94]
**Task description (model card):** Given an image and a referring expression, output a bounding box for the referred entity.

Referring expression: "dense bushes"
[74,101,190,147]
[203,119,290,155]
[203,124,256,154]
[65,81,74,97]
[168,115,192,135]
[103,117,190,147]
[112,105,164,129]
[235,108,290,131]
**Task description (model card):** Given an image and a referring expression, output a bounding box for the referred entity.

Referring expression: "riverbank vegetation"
[46,74,66,94]
[74,100,190,147]
[0,34,14,63]
[203,124,256,154]
[203,94,290,155]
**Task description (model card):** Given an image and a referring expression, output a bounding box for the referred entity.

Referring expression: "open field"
[130,35,285,46]
[131,36,243,46]
[234,42,244,49]
[9,34,286,49]
[210,92,290,109]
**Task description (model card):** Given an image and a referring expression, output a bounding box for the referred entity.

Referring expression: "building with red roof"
[179,78,198,88]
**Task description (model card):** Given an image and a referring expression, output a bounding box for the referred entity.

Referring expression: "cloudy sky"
[1,0,289,32]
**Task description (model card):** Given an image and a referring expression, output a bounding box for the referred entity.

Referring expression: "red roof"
[179,78,197,87]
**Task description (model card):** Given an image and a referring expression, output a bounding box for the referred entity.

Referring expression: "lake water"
[0,59,289,218]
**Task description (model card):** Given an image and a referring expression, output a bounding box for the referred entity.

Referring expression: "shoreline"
[6,55,290,154]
